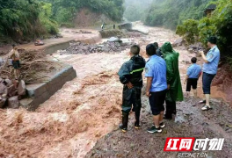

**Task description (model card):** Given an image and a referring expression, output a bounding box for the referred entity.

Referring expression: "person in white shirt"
[8,44,21,80]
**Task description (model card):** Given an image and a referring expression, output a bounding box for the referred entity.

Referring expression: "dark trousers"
[165,100,176,119]
[121,86,142,128]
[202,72,215,94]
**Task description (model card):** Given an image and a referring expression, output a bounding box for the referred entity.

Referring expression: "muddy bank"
[86,97,232,158]
[0,29,101,56]
[212,64,232,105]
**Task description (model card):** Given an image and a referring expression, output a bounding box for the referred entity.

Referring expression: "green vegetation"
[176,0,232,56]
[176,19,199,44]
[0,0,124,43]
[41,0,124,27]
[0,0,58,43]
[144,0,216,30]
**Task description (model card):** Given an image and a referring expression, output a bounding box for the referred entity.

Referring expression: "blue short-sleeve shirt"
[187,64,202,79]
[145,55,167,92]
[203,46,220,75]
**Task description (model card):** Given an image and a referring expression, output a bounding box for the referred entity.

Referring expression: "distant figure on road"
[113,24,116,29]
[8,44,21,80]
[145,44,167,134]
[101,23,105,31]
[118,45,146,133]
[184,57,202,98]
[161,42,184,120]
[199,36,220,111]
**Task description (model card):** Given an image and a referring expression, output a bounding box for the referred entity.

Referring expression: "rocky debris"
[0,98,6,108]
[0,57,4,66]
[60,40,136,55]
[108,37,122,43]
[0,78,26,109]
[8,96,19,109]
[0,80,7,108]
[18,80,26,96]
[100,30,125,38]
[172,38,184,47]
[188,42,204,53]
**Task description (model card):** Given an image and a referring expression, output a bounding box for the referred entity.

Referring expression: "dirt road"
[0,25,232,158]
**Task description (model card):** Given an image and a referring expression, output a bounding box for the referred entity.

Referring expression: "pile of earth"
[0,50,60,84]
[59,40,136,54]
[212,63,232,105]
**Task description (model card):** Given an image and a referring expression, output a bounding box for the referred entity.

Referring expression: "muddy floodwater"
[0,25,232,158]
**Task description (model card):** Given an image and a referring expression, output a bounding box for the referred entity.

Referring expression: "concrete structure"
[118,22,133,30]
[20,64,76,110]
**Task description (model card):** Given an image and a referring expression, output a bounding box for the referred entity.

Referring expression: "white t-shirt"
[9,49,20,60]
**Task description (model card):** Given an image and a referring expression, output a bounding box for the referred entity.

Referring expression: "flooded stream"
[0,25,231,158]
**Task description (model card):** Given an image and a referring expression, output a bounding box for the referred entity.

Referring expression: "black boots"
[119,112,129,132]
[134,106,141,129]
[119,111,141,132]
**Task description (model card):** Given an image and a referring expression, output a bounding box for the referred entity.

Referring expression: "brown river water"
[0,25,231,158]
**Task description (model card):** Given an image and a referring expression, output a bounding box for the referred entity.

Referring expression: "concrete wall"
[45,41,72,54]
[20,65,76,110]
[19,34,101,110]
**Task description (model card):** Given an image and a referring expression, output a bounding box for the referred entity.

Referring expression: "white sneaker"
[202,105,212,111]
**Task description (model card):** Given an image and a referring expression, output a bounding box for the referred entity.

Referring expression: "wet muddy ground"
[0,25,232,158]
[86,98,232,158]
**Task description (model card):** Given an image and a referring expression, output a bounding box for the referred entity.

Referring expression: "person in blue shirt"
[145,44,167,134]
[199,36,220,111]
[184,57,202,97]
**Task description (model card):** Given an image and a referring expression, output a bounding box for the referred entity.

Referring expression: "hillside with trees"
[176,0,232,60]
[0,0,58,43]
[144,0,217,29]
[123,0,153,22]
[0,0,124,43]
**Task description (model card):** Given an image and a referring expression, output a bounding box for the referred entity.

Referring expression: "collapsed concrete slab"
[20,64,76,110]
[118,22,132,30]
[131,21,149,35]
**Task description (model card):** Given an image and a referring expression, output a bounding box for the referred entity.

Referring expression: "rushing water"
[0,25,230,158]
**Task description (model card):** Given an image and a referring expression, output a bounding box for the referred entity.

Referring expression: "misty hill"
[0,0,124,43]
[124,0,153,22]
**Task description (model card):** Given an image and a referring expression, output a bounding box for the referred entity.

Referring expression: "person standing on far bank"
[8,44,21,80]
[199,36,220,111]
